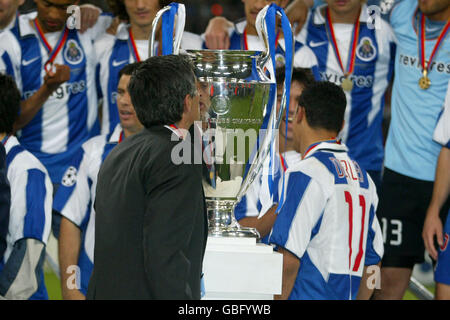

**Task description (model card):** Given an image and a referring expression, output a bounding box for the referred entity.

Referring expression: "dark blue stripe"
[107,39,130,134]
[364,204,381,266]
[6,145,25,169]
[17,34,44,152]
[270,171,311,248]
[78,177,93,294]
[310,151,348,185]
[0,238,27,296]
[101,141,118,163]
[305,11,330,79]
[24,169,47,240]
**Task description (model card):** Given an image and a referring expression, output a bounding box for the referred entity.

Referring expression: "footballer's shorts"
[377,168,450,269]
[435,211,450,285]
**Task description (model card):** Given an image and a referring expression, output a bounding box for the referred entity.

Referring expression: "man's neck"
[131,23,153,40]
[324,5,361,24]
[245,23,258,36]
[424,5,450,22]
[299,129,338,156]
[0,13,15,30]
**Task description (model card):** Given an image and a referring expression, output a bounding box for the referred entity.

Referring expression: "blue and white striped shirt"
[53,124,122,295]
[0,13,112,183]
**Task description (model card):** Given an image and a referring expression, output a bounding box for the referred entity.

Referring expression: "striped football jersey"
[53,124,123,295]
[2,135,52,300]
[297,4,396,173]
[0,13,112,183]
[269,140,383,300]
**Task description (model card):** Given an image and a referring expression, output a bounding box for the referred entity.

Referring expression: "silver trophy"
[150,3,293,238]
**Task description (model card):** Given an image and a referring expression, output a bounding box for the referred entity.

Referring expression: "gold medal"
[341,77,353,91]
[418,75,431,90]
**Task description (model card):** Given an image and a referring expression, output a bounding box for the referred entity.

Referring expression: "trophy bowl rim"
[185,49,262,58]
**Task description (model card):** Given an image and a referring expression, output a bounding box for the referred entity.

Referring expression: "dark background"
[19,0,247,35]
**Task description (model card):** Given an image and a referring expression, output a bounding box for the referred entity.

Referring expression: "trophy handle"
[255,4,294,129]
[236,4,293,204]
[149,3,186,57]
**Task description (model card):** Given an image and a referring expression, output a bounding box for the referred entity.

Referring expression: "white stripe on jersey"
[433,80,450,147]
[3,136,52,263]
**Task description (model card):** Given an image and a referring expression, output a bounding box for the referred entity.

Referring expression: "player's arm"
[203,16,234,50]
[423,146,450,260]
[274,247,300,300]
[357,262,382,300]
[284,0,313,34]
[54,150,91,299]
[239,205,278,238]
[15,65,71,131]
[58,217,85,300]
[0,168,51,300]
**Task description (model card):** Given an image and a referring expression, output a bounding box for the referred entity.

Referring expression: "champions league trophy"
[150,3,294,238]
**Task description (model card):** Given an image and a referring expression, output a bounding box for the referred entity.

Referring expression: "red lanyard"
[302,138,339,160]
[118,131,124,143]
[417,12,450,89]
[325,7,361,78]
[33,18,69,73]
[1,135,10,146]
[128,27,141,62]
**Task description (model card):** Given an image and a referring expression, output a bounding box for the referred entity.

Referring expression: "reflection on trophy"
[151,3,293,239]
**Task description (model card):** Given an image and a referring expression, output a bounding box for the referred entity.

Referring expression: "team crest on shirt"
[64,40,84,65]
[275,53,285,68]
[61,166,77,187]
[356,37,377,62]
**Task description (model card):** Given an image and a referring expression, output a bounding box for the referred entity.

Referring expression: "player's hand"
[204,16,233,50]
[285,0,311,35]
[43,64,71,92]
[422,206,444,261]
[63,289,86,300]
[79,4,102,34]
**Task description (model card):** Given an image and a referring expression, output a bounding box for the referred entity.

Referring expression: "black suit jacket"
[0,144,10,259]
[87,126,208,299]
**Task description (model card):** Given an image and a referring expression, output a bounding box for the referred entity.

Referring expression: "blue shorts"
[435,210,450,285]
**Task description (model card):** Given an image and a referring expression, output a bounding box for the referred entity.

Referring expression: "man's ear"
[183,94,192,114]
[296,105,305,124]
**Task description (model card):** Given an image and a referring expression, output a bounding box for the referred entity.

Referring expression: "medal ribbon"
[33,18,69,73]
[118,130,125,144]
[302,138,339,160]
[1,135,10,146]
[128,27,141,62]
[419,12,450,75]
[325,7,361,78]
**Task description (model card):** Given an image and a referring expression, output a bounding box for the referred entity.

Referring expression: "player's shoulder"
[6,138,50,179]
[389,0,415,26]
[81,133,109,156]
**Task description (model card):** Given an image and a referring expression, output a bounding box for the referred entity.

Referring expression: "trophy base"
[206,199,260,239]
[208,226,260,238]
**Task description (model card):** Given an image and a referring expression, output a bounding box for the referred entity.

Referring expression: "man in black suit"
[0,144,10,261]
[87,55,208,300]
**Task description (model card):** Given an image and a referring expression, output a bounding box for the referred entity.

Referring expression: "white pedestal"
[202,236,283,300]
